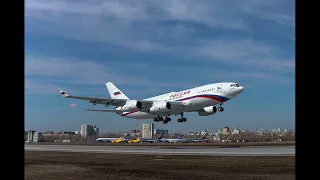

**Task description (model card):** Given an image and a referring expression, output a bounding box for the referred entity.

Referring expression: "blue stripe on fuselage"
[176,94,229,102]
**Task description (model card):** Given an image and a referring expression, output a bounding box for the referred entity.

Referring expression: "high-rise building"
[142,123,154,138]
[221,127,230,135]
[33,132,44,143]
[94,127,99,137]
[80,125,96,138]
[27,130,35,143]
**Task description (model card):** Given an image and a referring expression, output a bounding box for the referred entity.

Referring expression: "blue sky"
[25,0,295,133]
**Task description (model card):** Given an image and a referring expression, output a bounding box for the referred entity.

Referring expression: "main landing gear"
[177,113,187,123]
[153,115,171,124]
[153,114,187,124]
[218,103,224,112]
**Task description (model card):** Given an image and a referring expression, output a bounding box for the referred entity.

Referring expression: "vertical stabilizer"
[202,133,207,139]
[106,82,129,99]
[158,133,164,139]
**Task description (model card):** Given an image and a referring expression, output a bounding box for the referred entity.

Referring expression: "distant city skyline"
[25,0,295,132]
[25,120,295,134]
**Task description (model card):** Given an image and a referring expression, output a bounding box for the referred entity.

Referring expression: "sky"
[25,0,295,133]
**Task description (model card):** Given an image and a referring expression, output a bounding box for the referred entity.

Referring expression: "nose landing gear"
[218,103,224,112]
[177,113,187,123]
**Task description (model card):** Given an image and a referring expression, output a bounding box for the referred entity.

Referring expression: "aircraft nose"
[235,86,244,95]
[239,86,244,92]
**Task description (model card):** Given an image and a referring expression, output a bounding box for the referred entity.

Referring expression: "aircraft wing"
[85,109,124,113]
[58,87,186,108]
[58,87,132,107]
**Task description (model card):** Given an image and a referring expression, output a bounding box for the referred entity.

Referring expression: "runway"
[25,144,295,156]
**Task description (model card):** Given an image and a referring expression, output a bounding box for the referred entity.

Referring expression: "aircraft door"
[217,84,222,92]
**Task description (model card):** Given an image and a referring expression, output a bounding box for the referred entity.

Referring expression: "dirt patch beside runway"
[25,151,295,180]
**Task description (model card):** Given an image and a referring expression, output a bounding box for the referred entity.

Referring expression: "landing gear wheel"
[177,113,187,123]
[163,117,170,124]
[177,118,187,123]
[218,107,224,112]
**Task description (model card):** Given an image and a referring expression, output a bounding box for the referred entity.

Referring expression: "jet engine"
[149,101,171,113]
[121,100,142,112]
[197,106,217,116]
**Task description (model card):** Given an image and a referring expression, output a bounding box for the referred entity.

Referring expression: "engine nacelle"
[149,101,171,113]
[121,100,142,112]
[198,106,217,116]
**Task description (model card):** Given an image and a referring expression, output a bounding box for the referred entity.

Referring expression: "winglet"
[58,87,69,98]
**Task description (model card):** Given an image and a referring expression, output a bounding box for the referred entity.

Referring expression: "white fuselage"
[120,82,244,119]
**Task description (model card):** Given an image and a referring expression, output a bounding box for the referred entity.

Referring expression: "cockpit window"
[230,83,240,87]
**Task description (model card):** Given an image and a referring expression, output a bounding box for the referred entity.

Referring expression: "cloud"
[25,0,295,90]
[258,13,295,26]
[25,54,197,95]
[25,54,149,86]
[211,71,294,86]
[25,0,294,48]
[25,79,61,95]
[69,103,77,108]
[196,39,294,73]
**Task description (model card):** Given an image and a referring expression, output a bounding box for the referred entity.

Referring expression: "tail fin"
[202,133,207,139]
[178,135,183,139]
[106,82,129,100]
[158,133,164,139]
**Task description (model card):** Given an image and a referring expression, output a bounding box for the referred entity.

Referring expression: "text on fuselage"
[169,90,191,100]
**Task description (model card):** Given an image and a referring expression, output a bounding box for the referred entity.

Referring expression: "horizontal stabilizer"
[85,109,123,113]
[58,87,69,98]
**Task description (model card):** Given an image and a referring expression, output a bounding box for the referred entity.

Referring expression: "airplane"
[96,134,129,143]
[183,133,209,143]
[128,133,164,143]
[112,135,130,143]
[58,81,244,124]
[96,137,119,143]
[161,135,184,143]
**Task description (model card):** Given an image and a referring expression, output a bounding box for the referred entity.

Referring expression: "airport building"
[26,130,36,143]
[80,125,99,138]
[142,123,154,138]
[219,127,230,135]
[154,129,168,137]
[232,128,240,134]
[33,132,44,143]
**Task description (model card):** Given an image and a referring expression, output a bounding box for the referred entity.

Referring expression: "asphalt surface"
[25,144,295,156]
